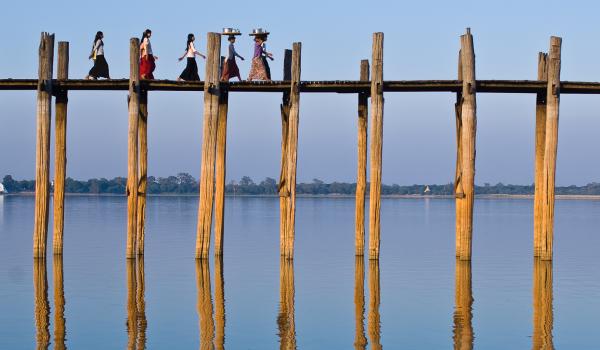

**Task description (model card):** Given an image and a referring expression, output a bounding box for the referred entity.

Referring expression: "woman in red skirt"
[140,29,158,79]
[221,34,244,81]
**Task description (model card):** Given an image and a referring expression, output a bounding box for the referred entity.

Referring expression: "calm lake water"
[0,195,599,349]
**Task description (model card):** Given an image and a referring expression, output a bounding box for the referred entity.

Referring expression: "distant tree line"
[4,173,600,196]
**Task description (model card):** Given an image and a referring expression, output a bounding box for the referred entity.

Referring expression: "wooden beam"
[355,59,370,256]
[539,37,562,261]
[53,41,69,255]
[279,49,293,256]
[136,90,148,255]
[126,38,140,259]
[283,43,302,258]
[33,32,54,258]
[368,32,384,260]
[454,50,464,257]
[533,52,548,257]
[533,258,554,349]
[195,33,222,259]
[214,90,229,257]
[456,28,477,261]
[453,259,474,349]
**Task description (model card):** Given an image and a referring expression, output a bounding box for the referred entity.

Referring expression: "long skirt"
[220,58,241,81]
[262,56,271,80]
[140,55,156,79]
[88,55,110,79]
[179,57,200,81]
[248,56,269,81]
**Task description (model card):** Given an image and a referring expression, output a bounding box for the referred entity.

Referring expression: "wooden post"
[34,258,50,349]
[533,258,554,349]
[196,33,222,259]
[196,259,215,349]
[539,37,562,261]
[136,90,148,255]
[355,60,370,256]
[53,255,66,350]
[456,28,477,260]
[368,32,384,260]
[454,51,464,256]
[53,42,69,255]
[214,89,229,256]
[126,38,140,259]
[279,49,292,256]
[453,259,474,350]
[533,53,548,257]
[214,256,225,350]
[367,259,381,350]
[283,43,302,258]
[354,257,367,350]
[278,258,297,349]
[33,32,54,258]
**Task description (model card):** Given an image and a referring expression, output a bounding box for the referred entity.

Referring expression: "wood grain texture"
[533,53,548,257]
[33,32,54,258]
[126,38,140,258]
[279,49,292,256]
[196,33,222,259]
[368,33,384,260]
[214,90,229,256]
[136,90,148,255]
[355,60,369,256]
[53,41,69,255]
[453,259,474,350]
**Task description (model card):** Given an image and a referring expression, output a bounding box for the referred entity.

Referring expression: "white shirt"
[93,40,104,56]
[186,42,196,58]
[142,37,153,55]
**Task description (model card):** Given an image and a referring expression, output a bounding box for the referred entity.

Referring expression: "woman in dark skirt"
[86,31,110,80]
[177,33,206,81]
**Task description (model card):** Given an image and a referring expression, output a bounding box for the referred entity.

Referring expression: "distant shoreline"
[4,193,600,200]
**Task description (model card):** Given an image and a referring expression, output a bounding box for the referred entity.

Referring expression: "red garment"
[140,55,155,79]
[221,58,241,81]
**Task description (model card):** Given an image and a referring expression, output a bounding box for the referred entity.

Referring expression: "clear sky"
[1,0,600,185]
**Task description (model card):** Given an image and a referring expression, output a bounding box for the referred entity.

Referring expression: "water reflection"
[368,260,382,350]
[34,258,50,350]
[453,259,473,350]
[532,258,554,350]
[278,258,296,350]
[53,255,67,350]
[126,258,147,350]
[354,257,367,350]
[214,257,226,350]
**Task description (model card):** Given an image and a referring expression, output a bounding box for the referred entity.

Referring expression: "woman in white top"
[140,29,158,79]
[177,33,206,81]
[86,31,110,80]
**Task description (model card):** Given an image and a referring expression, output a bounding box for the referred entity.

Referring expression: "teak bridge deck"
[3,29,578,261]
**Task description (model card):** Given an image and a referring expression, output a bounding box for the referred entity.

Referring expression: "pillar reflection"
[532,258,554,350]
[53,255,66,350]
[196,259,215,350]
[126,258,147,350]
[367,259,381,350]
[354,257,367,350]
[34,258,50,350]
[214,256,225,350]
[453,259,473,350]
[277,258,296,350]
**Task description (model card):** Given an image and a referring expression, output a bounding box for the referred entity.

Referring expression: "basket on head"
[249,28,270,36]
[222,28,242,36]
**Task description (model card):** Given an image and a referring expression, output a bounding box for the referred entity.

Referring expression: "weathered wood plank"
[126,38,140,258]
[533,52,548,257]
[33,32,54,258]
[368,32,384,260]
[355,59,369,256]
[279,49,293,256]
[53,41,69,255]
[136,90,148,255]
[455,50,464,257]
[195,33,222,259]
[214,89,229,256]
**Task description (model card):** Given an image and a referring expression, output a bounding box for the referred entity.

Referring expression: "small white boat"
[0,182,6,194]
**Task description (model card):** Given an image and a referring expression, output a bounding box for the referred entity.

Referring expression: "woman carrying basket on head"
[86,31,110,80]
[247,28,273,81]
[177,33,206,81]
[220,28,244,81]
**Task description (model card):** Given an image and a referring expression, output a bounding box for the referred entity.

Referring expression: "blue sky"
[1,0,600,185]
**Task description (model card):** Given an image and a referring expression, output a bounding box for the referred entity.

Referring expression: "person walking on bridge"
[85,31,110,80]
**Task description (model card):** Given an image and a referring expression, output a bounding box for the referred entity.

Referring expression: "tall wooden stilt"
[355,60,370,256]
[214,89,229,256]
[53,42,69,255]
[196,33,222,259]
[533,258,553,349]
[539,37,562,261]
[454,51,464,256]
[33,32,54,258]
[283,43,302,258]
[53,255,66,350]
[533,53,548,257]
[354,257,367,350]
[456,28,477,261]
[368,32,384,260]
[126,38,141,259]
[136,90,148,255]
[453,259,474,350]
[279,49,292,257]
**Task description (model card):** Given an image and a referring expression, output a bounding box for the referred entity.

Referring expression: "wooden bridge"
[0,29,580,261]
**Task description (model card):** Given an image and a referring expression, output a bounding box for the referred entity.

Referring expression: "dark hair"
[140,29,152,42]
[186,33,194,51]
[228,35,236,42]
[94,31,103,43]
